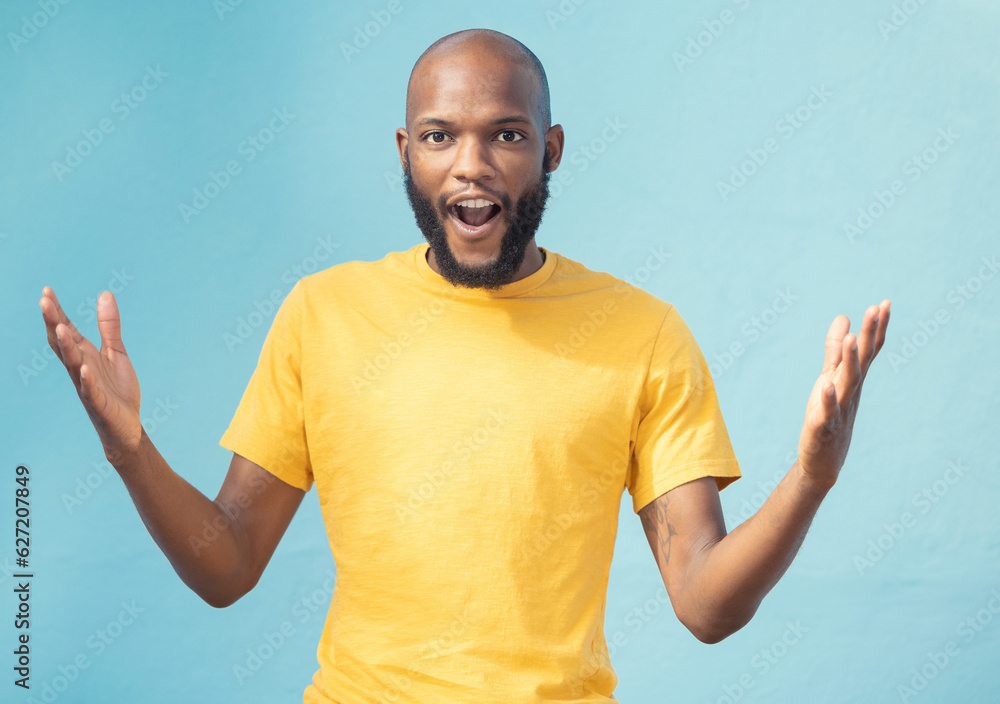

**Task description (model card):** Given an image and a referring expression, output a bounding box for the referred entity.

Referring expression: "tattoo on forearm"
[640,495,678,568]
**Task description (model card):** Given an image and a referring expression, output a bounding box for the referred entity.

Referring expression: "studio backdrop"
[1,1,997,702]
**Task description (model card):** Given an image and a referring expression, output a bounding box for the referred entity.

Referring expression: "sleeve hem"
[631,459,741,514]
[218,430,313,493]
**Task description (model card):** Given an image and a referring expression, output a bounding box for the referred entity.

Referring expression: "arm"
[114,439,305,608]
[40,286,305,608]
[639,465,828,643]
[639,299,891,643]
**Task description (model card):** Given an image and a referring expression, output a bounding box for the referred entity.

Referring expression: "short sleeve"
[219,281,313,492]
[626,305,741,513]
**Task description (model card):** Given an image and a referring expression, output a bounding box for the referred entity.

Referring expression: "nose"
[450,137,496,183]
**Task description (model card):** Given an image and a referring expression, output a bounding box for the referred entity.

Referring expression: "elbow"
[195,572,259,609]
[202,591,242,609]
[689,623,736,645]
[682,606,753,644]
[687,620,741,645]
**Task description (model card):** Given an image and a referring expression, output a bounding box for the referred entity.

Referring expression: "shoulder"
[547,248,676,321]
[294,246,417,301]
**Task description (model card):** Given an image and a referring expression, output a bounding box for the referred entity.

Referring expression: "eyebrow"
[416,115,532,127]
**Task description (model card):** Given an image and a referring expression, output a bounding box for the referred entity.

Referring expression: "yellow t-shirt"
[219,243,741,703]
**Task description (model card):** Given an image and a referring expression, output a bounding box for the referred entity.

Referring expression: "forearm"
[687,460,832,641]
[109,429,249,607]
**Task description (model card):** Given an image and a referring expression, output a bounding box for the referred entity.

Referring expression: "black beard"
[403,153,552,291]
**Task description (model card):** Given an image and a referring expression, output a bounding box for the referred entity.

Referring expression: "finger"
[873,299,891,355]
[856,304,880,373]
[837,332,862,404]
[40,296,65,363]
[96,291,127,355]
[816,380,841,428]
[41,287,85,345]
[822,315,851,373]
[55,323,84,389]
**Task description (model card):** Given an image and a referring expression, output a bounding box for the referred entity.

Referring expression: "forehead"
[407,51,540,128]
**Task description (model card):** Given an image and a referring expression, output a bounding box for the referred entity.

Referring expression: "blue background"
[2,1,998,702]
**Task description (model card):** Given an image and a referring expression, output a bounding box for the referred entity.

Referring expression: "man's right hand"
[38,286,306,607]
[40,287,142,461]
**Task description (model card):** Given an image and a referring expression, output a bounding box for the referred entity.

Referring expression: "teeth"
[455,198,493,208]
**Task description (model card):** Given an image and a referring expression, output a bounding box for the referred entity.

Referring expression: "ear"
[395,128,409,173]
[543,124,565,173]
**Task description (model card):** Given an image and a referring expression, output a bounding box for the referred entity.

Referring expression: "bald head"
[405,29,551,134]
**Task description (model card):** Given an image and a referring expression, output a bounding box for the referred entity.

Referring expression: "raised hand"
[797,300,891,488]
[39,287,143,460]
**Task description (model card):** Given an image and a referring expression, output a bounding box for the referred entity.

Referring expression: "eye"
[497,130,524,143]
[424,131,450,144]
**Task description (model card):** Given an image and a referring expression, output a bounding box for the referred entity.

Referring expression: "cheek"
[410,160,450,191]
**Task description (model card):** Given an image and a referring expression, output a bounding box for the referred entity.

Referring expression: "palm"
[40,287,143,456]
[797,300,891,487]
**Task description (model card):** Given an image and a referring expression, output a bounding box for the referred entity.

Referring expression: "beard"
[403,151,552,291]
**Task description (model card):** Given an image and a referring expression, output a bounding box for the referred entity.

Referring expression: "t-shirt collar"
[413,242,557,298]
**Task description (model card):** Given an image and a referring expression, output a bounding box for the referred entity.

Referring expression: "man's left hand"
[797,299,892,488]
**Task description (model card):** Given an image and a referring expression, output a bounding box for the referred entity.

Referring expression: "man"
[40,28,890,704]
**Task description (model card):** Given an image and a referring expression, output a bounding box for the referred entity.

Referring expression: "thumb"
[97,291,126,354]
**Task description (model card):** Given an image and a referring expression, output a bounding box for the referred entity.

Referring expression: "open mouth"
[448,199,502,233]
